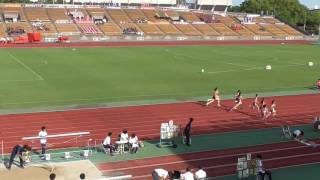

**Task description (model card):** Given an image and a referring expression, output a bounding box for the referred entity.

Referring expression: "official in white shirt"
[152,168,169,180]
[129,133,139,153]
[120,129,129,141]
[181,167,194,180]
[256,154,272,180]
[194,166,206,180]
[39,126,47,157]
[103,132,115,155]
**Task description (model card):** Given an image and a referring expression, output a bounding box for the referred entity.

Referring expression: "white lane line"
[7,52,44,81]
[224,62,253,68]
[207,64,306,74]
[101,144,314,172]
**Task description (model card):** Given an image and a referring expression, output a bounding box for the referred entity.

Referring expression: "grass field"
[0,45,319,110]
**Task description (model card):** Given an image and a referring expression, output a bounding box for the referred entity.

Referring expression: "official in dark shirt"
[6,145,31,169]
[183,118,194,146]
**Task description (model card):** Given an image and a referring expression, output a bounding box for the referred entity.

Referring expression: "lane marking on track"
[207,63,306,74]
[100,144,317,172]
[125,152,320,179]
[7,52,44,81]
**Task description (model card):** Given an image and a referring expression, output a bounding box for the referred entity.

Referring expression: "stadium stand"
[245,24,273,36]
[179,11,200,22]
[260,23,288,36]
[157,23,182,35]
[230,24,255,37]
[263,17,280,24]
[106,9,132,24]
[175,23,202,36]
[6,22,32,35]
[55,23,80,34]
[1,5,26,21]
[32,22,57,34]
[124,9,147,23]
[0,23,6,37]
[276,24,302,36]
[78,23,101,34]
[96,23,122,36]
[47,8,71,21]
[165,10,180,21]
[138,23,164,35]
[192,23,220,36]
[210,23,238,36]
[24,7,49,21]
[141,9,160,22]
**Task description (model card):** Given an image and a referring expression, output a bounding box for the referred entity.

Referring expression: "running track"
[0,93,319,154]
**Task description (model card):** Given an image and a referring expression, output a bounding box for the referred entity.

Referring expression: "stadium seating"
[210,23,238,36]
[0,23,6,37]
[174,24,202,36]
[263,18,280,24]
[230,24,255,37]
[138,23,163,35]
[106,9,131,24]
[276,24,302,36]
[192,24,220,36]
[141,9,160,22]
[124,9,147,22]
[157,24,182,35]
[78,24,101,34]
[47,8,71,21]
[24,7,49,21]
[165,10,180,21]
[6,22,32,34]
[55,23,80,34]
[244,24,273,36]
[179,11,200,22]
[32,22,57,34]
[214,15,235,25]
[96,23,122,35]
[260,24,287,36]
[2,6,27,21]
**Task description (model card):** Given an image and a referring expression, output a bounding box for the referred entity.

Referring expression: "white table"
[115,140,128,155]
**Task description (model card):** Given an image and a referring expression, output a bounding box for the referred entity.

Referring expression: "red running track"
[97,140,320,179]
[0,93,319,154]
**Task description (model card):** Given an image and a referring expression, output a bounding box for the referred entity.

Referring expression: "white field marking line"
[114,152,320,180]
[0,83,313,106]
[207,63,306,74]
[101,144,313,172]
[224,62,253,68]
[7,52,44,81]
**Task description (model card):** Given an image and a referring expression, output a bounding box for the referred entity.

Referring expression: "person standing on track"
[39,126,48,159]
[5,145,31,170]
[183,118,194,146]
[256,154,272,180]
[261,104,271,122]
[270,100,276,118]
[229,90,243,112]
[205,87,221,107]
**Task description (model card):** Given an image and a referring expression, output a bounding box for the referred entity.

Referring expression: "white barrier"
[22,132,90,140]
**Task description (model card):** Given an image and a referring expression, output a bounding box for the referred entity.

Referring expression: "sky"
[233,0,319,9]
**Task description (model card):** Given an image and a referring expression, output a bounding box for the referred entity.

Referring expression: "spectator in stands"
[194,166,206,180]
[152,168,169,180]
[49,173,56,180]
[103,132,115,156]
[293,129,304,139]
[129,133,139,153]
[80,173,85,179]
[183,118,194,146]
[256,154,272,180]
[181,167,194,180]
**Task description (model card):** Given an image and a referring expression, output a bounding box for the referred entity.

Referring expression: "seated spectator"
[80,173,85,179]
[129,133,139,153]
[103,132,115,155]
[152,168,169,180]
[181,167,194,180]
[194,166,206,180]
[293,129,304,139]
[120,129,129,141]
[49,173,56,180]
[316,79,320,89]
[256,154,272,180]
